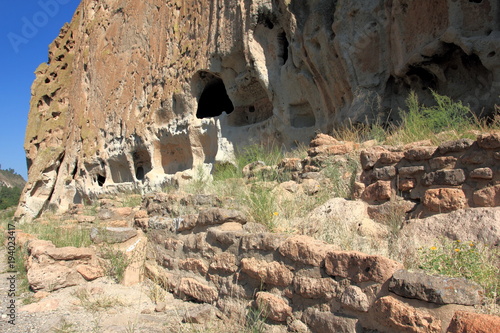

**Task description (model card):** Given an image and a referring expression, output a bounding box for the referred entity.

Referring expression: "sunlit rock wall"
[18,0,500,221]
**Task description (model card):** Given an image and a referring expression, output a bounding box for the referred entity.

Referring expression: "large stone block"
[197,208,247,226]
[209,253,238,274]
[293,276,338,299]
[324,251,402,283]
[90,227,137,244]
[404,147,437,161]
[429,156,458,170]
[438,139,474,154]
[373,166,396,180]
[389,270,483,305]
[469,167,493,180]
[340,285,369,312]
[477,133,500,149]
[473,185,500,207]
[379,151,405,164]
[27,264,85,292]
[374,296,441,333]
[178,258,209,276]
[45,247,93,261]
[178,278,218,304]
[240,257,293,286]
[361,180,392,203]
[279,235,331,267]
[423,188,467,212]
[302,308,358,333]
[240,232,287,252]
[446,311,500,333]
[421,169,466,186]
[255,292,292,322]
[360,147,387,170]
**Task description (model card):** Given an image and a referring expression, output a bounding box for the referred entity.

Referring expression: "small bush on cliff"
[389,91,479,144]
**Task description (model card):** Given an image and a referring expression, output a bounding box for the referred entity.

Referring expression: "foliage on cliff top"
[336,91,500,145]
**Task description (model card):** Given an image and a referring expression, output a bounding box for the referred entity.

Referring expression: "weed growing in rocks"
[121,194,142,208]
[333,119,388,143]
[245,303,268,333]
[73,287,124,312]
[99,245,131,283]
[418,239,500,312]
[187,165,211,194]
[14,246,30,295]
[246,184,277,231]
[53,318,77,333]
[322,154,359,199]
[145,277,168,304]
[22,222,92,248]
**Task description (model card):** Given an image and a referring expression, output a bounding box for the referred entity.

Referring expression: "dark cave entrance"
[196,74,234,119]
[97,175,106,187]
[136,166,145,181]
[278,31,289,65]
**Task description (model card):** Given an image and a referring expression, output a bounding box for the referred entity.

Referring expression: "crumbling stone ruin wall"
[138,199,497,332]
[359,133,500,217]
[18,0,500,222]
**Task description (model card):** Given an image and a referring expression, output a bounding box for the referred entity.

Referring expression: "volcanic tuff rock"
[18,0,500,221]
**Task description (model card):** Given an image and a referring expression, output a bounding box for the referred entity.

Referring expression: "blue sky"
[0,1,80,179]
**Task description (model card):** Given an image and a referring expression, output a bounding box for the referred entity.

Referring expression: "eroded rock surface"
[18,0,500,222]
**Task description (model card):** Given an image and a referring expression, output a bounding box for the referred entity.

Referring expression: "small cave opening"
[405,66,437,91]
[196,74,234,119]
[132,149,152,181]
[257,8,277,29]
[73,191,82,204]
[97,175,106,187]
[135,166,145,181]
[278,31,289,65]
[71,162,78,179]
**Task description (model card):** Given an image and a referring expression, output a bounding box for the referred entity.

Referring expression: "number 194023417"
[6,225,16,271]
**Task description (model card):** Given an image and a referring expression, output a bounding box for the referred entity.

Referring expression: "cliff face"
[17,0,500,221]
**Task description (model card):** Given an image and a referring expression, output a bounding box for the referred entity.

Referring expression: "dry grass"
[72,287,125,312]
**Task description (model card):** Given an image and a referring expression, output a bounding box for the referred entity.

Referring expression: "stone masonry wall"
[138,197,498,333]
[359,133,500,217]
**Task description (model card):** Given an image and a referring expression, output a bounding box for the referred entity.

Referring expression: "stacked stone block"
[359,134,500,215]
[139,195,492,332]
